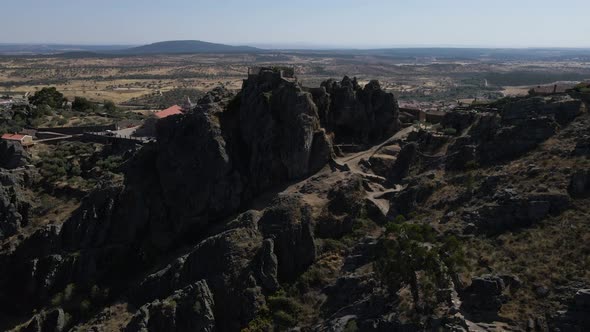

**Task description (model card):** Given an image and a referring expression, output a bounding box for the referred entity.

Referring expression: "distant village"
[0,92,195,148]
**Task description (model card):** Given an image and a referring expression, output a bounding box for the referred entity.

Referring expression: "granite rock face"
[569,170,590,198]
[0,140,30,169]
[23,308,66,332]
[0,170,31,240]
[445,95,585,168]
[314,77,400,144]
[129,195,315,331]
[549,289,590,331]
[462,190,570,234]
[237,69,333,192]
[461,275,507,313]
[125,281,216,332]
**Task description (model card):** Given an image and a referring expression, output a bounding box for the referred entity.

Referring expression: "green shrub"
[322,238,347,253]
[443,128,457,136]
[267,290,303,329]
[63,283,76,302]
[29,87,67,108]
[242,306,272,332]
[72,97,96,112]
[272,310,297,327]
[79,300,92,316]
[394,215,407,223]
[51,292,64,306]
[375,222,467,312]
[96,155,123,173]
[344,320,359,332]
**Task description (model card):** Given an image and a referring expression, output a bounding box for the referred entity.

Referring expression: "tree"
[375,222,466,312]
[29,87,67,109]
[102,100,118,114]
[72,97,95,112]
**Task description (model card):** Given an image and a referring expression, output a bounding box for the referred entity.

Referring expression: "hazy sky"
[1,0,588,48]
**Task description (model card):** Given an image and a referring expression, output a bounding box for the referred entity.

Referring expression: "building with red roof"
[154,105,183,119]
[1,133,34,146]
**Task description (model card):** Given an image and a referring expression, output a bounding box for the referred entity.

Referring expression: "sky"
[1,0,589,48]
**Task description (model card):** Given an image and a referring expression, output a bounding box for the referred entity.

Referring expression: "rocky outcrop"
[0,170,31,240]
[549,289,590,331]
[237,69,333,192]
[569,170,590,198]
[317,175,366,238]
[462,189,570,234]
[388,142,418,184]
[23,308,65,332]
[316,77,400,144]
[258,195,316,282]
[126,281,215,332]
[127,195,315,331]
[388,177,437,218]
[500,95,583,126]
[461,275,506,314]
[0,140,30,169]
[445,95,584,169]
[572,135,590,156]
[155,106,243,233]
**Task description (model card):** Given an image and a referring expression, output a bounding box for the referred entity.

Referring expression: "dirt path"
[279,127,416,217]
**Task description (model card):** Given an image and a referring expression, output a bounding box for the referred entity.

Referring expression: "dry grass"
[465,203,590,321]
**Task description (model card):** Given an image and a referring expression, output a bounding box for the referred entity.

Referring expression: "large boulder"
[238,68,333,194]
[569,170,590,198]
[258,194,316,282]
[444,95,584,166]
[572,135,590,156]
[463,190,570,234]
[549,289,590,331]
[500,95,583,126]
[388,142,418,184]
[317,175,366,238]
[319,77,399,144]
[156,105,243,232]
[125,281,215,332]
[461,275,506,313]
[0,172,31,240]
[0,140,30,169]
[23,308,65,332]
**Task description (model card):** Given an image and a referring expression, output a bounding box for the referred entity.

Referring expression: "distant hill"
[119,40,261,54]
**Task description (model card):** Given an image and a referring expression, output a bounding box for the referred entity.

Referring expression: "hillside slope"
[1,71,589,331]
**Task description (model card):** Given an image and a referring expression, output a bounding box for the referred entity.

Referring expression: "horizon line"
[1,41,590,50]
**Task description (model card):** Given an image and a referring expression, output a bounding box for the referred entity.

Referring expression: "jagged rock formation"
[0,140,30,169]
[311,77,400,144]
[23,308,65,332]
[549,289,590,331]
[0,170,31,240]
[445,95,585,169]
[125,281,215,332]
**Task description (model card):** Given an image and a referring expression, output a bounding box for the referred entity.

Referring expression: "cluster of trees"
[37,141,124,187]
[29,87,68,109]
[29,87,121,114]
[71,96,117,114]
[375,222,467,313]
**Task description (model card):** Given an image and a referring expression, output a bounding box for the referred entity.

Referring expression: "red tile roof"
[155,105,183,119]
[1,133,27,141]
